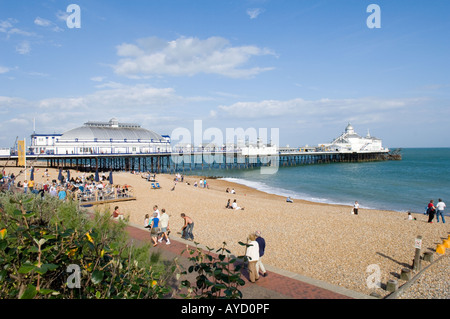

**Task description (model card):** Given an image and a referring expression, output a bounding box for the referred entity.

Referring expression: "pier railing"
[0,148,400,174]
[77,186,136,206]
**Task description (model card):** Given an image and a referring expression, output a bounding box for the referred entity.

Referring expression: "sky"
[1,0,449,149]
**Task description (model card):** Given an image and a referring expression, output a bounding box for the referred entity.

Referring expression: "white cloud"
[34,16,63,32]
[0,66,10,74]
[0,19,36,37]
[16,41,31,55]
[0,83,208,145]
[246,8,264,19]
[56,10,69,22]
[215,97,429,123]
[0,19,14,32]
[113,36,275,79]
[90,76,105,82]
[34,17,52,27]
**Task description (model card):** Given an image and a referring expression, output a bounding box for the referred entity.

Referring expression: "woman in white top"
[232,199,244,210]
[353,201,359,215]
[245,234,260,283]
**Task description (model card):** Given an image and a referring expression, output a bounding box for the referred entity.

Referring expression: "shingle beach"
[4,167,449,298]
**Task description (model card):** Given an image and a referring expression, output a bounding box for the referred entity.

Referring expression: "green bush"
[0,192,174,299]
[179,242,248,299]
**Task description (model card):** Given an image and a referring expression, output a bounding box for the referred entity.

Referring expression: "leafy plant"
[0,192,175,299]
[179,241,248,299]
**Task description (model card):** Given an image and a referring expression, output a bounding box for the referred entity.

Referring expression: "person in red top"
[427,200,436,223]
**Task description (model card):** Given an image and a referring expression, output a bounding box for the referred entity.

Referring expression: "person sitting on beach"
[230,188,236,194]
[112,206,124,220]
[144,214,151,228]
[225,199,232,209]
[232,199,244,210]
[286,197,293,203]
[407,212,416,221]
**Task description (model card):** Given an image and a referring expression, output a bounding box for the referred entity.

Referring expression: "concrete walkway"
[124,221,373,299]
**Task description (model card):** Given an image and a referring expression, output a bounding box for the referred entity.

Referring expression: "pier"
[0,148,401,174]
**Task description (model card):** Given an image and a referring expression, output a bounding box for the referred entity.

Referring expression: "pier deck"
[0,149,400,173]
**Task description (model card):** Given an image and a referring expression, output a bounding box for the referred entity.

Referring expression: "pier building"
[320,123,385,152]
[30,118,171,155]
[1,122,400,173]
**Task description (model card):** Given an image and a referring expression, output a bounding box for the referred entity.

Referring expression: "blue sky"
[1,0,449,149]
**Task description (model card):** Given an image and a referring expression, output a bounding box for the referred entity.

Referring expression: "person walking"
[436,198,446,223]
[245,233,260,283]
[181,213,194,241]
[353,201,359,215]
[158,208,171,244]
[150,212,160,247]
[153,205,160,219]
[427,200,436,223]
[255,230,267,277]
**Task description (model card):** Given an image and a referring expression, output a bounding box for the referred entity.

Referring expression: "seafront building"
[0,122,397,173]
[30,118,171,155]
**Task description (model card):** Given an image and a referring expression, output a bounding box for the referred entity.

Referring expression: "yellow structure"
[443,239,450,249]
[436,244,446,255]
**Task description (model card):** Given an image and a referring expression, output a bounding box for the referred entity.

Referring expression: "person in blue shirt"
[58,187,67,201]
[150,212,160,247]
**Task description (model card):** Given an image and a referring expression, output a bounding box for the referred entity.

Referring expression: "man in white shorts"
[158,208,171,244]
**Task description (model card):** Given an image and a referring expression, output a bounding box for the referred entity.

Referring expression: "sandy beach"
[2,165,449,298]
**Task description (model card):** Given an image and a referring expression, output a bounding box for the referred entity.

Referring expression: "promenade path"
[124,221,373,300]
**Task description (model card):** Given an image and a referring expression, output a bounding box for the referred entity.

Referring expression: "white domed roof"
[345,123,355,134]
[59,120,164,142]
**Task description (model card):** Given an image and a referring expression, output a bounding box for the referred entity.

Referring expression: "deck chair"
[151,183,159,189]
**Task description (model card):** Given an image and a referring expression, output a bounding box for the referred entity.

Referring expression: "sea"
[183,148,450,215]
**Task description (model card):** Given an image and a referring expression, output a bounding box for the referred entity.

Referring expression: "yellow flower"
[0,228,6,240]
[85,232,94,244]
[151,280,157,287]
[67,248,77,258]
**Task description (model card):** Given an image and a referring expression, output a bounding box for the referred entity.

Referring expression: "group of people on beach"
[425,199,446,223]
[143,205,196,246]
[1,167,132,203]
[225,198,245,210]
[144,205,172,247]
